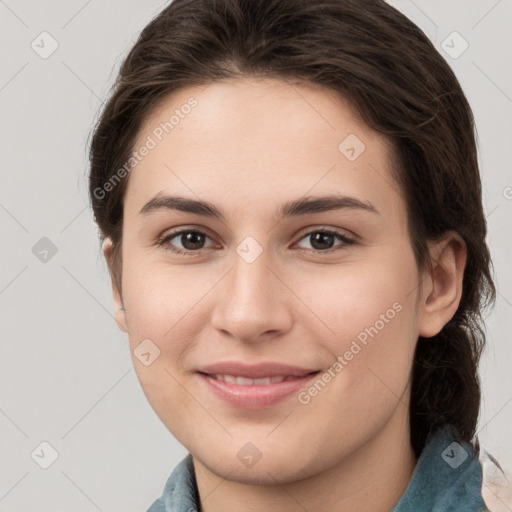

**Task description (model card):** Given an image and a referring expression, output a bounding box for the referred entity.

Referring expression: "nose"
[210,245,294,343]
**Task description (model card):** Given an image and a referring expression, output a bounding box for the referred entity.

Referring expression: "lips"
[198,361,318,379]
[196,361,320,409]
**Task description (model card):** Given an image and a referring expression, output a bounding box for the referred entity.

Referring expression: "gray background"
[1,1,511,511]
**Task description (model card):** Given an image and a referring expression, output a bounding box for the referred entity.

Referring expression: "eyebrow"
[139,192,379,221]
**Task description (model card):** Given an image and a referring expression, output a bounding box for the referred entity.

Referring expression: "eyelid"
[295,224,357,242]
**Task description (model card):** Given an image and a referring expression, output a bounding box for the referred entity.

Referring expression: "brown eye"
[158,229,214,255]
[296,229,355,253]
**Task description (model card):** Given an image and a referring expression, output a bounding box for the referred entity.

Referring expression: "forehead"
[136,76,379,152]
[125,77,403,222]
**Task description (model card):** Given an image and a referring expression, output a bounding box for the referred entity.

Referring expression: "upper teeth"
[212,374,289,385]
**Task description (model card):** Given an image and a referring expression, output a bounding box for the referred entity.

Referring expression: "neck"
[193,408,417,512]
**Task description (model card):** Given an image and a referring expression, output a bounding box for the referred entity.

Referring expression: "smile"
[197,370,321,409]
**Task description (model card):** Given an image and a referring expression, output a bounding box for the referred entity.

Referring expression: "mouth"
[196,367,321,409]
[205,373,311,385]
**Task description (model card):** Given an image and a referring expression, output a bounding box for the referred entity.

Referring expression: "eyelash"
[156,227,356,256]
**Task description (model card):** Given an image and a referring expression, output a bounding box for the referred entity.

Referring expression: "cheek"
[121,264,204,432]
[122,256,203,337]
[296,249,420,403]
[302,252,419,349]
[119,259,198,371]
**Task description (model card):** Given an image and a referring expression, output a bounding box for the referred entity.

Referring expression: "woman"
[88,0,508,510]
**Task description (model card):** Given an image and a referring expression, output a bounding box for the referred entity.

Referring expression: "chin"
[193,436,324,485]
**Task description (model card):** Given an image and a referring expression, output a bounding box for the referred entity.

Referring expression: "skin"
[103,77,466,512]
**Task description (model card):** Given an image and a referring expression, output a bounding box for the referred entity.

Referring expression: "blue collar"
[147,426,487,511]
[391,425,487,511]
[147,453,199,512]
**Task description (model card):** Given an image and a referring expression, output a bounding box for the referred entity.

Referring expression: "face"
[105,77,444,485]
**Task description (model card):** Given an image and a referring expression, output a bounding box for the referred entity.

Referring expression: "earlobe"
[102,237,128,333]
[114,306,128,334]
[418,232,467,338]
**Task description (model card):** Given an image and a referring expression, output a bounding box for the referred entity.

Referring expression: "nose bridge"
[210,235,292,340]
[229,236,274,307]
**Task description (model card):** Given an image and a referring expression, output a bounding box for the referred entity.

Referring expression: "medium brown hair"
[88,0,495,458]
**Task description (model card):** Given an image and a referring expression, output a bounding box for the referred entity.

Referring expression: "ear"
[102,238,128,333]
[418,231,467,338]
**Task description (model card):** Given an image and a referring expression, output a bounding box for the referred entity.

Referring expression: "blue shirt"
[147,425,488,511]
